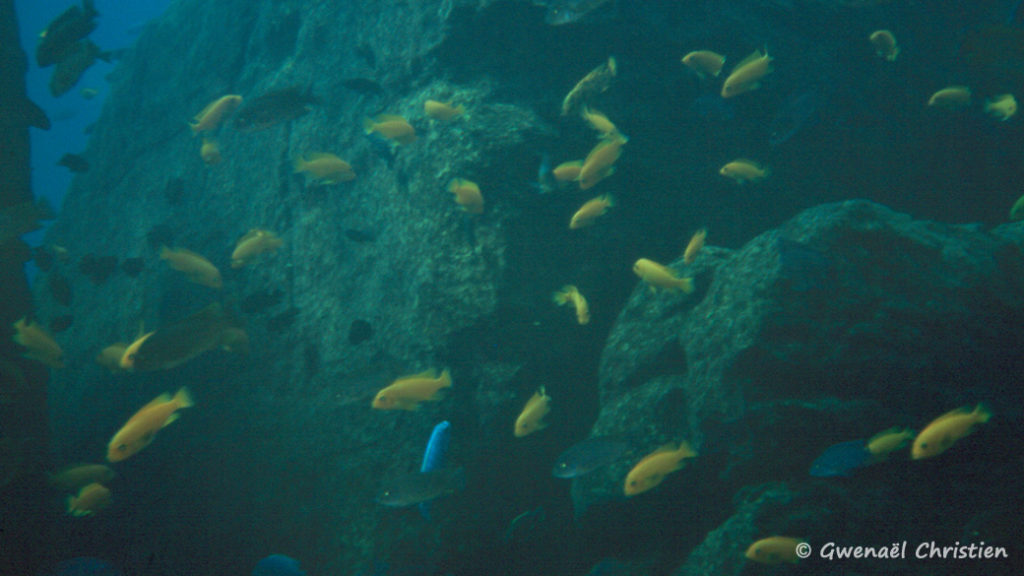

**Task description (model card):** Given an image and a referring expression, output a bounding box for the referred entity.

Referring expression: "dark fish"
[348,319,373,344]
[57,153,89,173]
[47,273,73,306]
[342,78,384,96]
[267,306,299,333]
[78,254,118,285]
[232,86,317,132]
[344,228,377,243]
[535,0,614,25]
[0,199,53,244]
[253,554,305,576]
[376,467,465,507]
[240,289,284,314]
[49,314,74,333]
[164,178,185,205]
[809,439,872,477]
[49,39,110,97]
[552,437,628,478]
[130,303,247,372]
[121,257,145,277]
[768,90,821,148]
[776,237,832,292]
[36,0,99,68]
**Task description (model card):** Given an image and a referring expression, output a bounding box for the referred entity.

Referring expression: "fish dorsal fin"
[306,152,339,162]
[238,229,262,243]
[138,393,172,413]
[162,412,180,428]
[733,50,764,71]
[404,369,439,381]
[933,406,973,423]
[373,114,407,124]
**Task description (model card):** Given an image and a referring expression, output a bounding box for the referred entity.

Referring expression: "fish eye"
[117,444,127,452]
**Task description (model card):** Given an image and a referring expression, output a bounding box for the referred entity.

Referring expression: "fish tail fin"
[552,288,569,305]
[292,156,306,173]
[602,194,615,207]
[439,368,453,389]
[974,402,992,423]
[362,117,375,134]
[174,387,194,409]
[66,495,76,514]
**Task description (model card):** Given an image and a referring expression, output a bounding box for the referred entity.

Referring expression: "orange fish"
[623,442,696,496]
[372,369,452,411]
[683,228,706,265]
[189,94,242,135]
[911,404,991,460]
[721,49,773,98]
[514,386,551,437]
[107,388,193,462]
[552,285,590,325]
[12,317,64,368]
[447,178,484,214]
[67,482,112,517]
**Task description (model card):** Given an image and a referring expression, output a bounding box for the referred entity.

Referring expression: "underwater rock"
[47,273,73,306]
[348,319,373,344]
[77,254,117,285]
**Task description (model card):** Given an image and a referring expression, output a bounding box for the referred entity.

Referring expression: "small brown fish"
[364,114,416,145]
[232,86,317,131]
[119,303,247,372]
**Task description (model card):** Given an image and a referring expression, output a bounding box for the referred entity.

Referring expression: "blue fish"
[418,421,451,518]
[809,440,873,477]
[253,555,305,576]
[44,558,120,576]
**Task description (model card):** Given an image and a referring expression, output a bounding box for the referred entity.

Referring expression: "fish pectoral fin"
[163,413,180,428]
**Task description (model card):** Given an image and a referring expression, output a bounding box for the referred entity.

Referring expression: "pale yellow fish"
[623,442,696,496]
[424,99,464,121]
[681,50,726,79]
[95,342,128,373]
[293,153,355,183]
[719,159,768,184]
[12,317,64,368]
[745,536,806,565]
[552,160,583,182]
[200,138,221,165]
[581,107,618,137]
[552,285,590,325]
[570,195,613,229]
[721,49,773,98]
[683,228,706,265]
[364,114,416,145]
[866,426,914,457]
[160,246,223,289]
[372,369,452,411]
[927,86,971,108]
[231,229,283,268]
[67,482,112,517]
[984,94,1017,121]
[514,386,551,437]
[868,30,899,61]
[633,258,693,293]
[189,94,242,135]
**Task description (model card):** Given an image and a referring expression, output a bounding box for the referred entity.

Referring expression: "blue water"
[14,0,172,234]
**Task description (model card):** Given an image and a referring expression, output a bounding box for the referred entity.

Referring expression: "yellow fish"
[200,137,222,165]
[231,229,283,268]
[866,426,914,458]
[633,258,694,293]
[869,30,899,61]
[364,114,416,145]
[578,133,627,189]
[107,388,193,463]
[189,94,242,135]
[95,342,128,373]
[160,246,223,289]
[744,536,806,564]
[570,194,614,229]
[911,404,991,460]
[552,285,590,325]
[927,86,971,108]
[424,99,465,121]
[293,152,355,183]
[118,331,154,371]
[372,368,452,411]
[681,50,726,79]
[721,49,773,98]
[514,386,551,438]
[581,107,619,138]
[12,317,64,368]
[67,482,112,517]
[552,160,583,182]
[49,464,115,493]
[719,159,768,184]
[447,178,484,214]
[683,228,706,265]
[623,441,696,496]
[984,94,1017,121]
[562,56,617,116]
